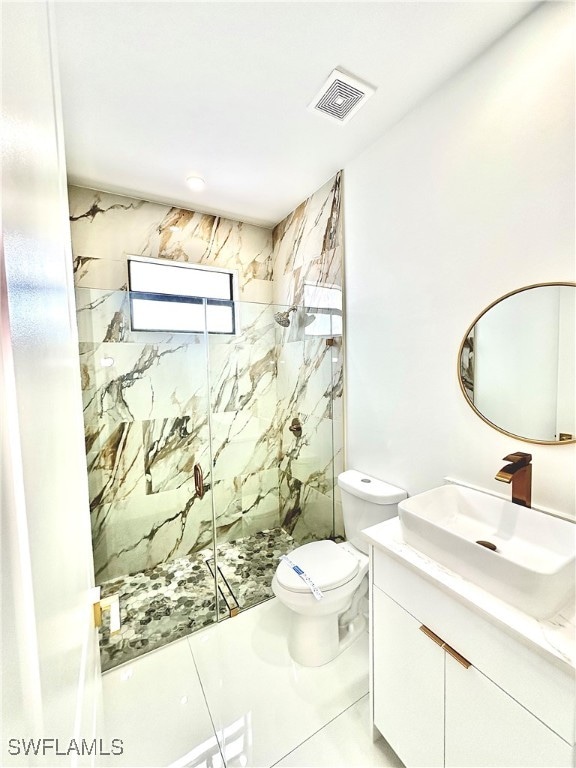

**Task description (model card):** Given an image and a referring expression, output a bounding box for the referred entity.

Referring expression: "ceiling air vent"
[308,68,376,124]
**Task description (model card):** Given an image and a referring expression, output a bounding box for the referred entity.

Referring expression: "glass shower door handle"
[194,463,205,499]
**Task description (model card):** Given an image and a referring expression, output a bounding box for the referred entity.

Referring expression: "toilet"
[272,469,407,667]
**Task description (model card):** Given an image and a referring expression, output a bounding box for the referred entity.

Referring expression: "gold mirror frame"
[457,282,576,445]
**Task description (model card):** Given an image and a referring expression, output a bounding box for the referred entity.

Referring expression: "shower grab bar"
[194,463,205,499]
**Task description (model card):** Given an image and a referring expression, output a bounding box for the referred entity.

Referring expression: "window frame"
[127,255,239,335]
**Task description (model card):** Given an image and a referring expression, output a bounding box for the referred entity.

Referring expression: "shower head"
[274,306,298,327]
[273,306,317,329]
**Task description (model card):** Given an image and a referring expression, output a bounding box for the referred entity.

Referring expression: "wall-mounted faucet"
[288,417,302,438]
[494,452,532,507]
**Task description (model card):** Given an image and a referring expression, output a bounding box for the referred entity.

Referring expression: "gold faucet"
[495,452,532,507]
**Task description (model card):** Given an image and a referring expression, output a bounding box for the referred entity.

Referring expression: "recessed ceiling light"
[186,175,206,192]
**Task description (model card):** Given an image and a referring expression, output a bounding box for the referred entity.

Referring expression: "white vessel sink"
[398,485,575,619]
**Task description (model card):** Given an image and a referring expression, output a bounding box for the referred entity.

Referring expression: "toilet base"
[288,610,367,667]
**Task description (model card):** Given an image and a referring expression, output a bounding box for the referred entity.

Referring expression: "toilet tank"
[338,470,407,554]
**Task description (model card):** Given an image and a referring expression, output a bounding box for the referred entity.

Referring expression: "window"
[127,257,236,334]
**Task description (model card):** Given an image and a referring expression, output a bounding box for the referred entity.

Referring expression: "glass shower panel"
[75,288,218,671]
[207,299,286,615]
[277,304,337,545]
[207,300,336,619]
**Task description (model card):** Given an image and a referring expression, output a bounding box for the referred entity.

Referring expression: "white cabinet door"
[445,652,573,768]
[373,586,445,768]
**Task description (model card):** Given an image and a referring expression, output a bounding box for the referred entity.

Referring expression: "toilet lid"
[276,540,359,593]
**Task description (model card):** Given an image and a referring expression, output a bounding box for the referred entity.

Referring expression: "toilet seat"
[276,540,359,594]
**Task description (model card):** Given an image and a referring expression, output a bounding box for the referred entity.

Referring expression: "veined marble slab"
[69,186,274,294]
[272,173,342,307]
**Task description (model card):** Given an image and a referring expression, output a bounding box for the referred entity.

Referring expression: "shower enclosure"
[75,287,340,670]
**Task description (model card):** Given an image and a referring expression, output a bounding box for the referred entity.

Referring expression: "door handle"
[194,463,205,499]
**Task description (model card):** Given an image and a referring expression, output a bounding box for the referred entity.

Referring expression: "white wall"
[1,0,101,757]
[343,2,575,519]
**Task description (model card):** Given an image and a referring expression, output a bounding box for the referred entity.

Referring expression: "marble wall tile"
[240,468,279,501]
[69,186,166,259]
[143,417,210,495]
[209,325,277,418]
[75,288,131,343]
[211,477,244,540]
[85,418,146,509]
[68,186,274,296]
[79,340,209,425]
[92,473,253,583]
[294,486,335,543]
[278,475,334,544]
[272,173,342,308]
[240,467,281,536]
[211,411,279,479]
[91,486,214,582]
[289,416,334,492]
[73,256,128,290]
[302,245,344,297]
[275,339,334,425]
[240,278,274,305]
[241,491,280,537]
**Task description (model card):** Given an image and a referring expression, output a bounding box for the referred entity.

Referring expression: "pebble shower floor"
[99,528,295,671]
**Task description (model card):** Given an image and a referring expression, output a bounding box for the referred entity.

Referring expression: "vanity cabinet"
[373,586,444,767]
[370,547,575,768]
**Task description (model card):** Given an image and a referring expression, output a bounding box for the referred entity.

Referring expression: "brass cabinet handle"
[419,625,471,669]
[419,625,444,647]
[194,463,205,499]
[443,643,471,669]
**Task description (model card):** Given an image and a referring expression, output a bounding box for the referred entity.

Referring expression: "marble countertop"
[363,517,575,672]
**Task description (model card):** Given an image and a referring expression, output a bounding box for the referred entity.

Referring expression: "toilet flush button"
[361,478,371,483]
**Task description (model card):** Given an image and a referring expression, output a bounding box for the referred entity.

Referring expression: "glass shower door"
[76,287,219,671]
[206,299,283,617]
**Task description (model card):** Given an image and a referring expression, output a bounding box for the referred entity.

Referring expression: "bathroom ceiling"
[54,2,537,228]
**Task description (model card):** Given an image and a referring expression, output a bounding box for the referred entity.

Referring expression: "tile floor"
[101,597,404,768]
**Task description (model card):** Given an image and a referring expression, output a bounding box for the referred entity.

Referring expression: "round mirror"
[458,282,575,444]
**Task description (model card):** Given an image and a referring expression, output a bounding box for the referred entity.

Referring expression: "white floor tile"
[274,694,404,768]
[188,598,370,768]
[101,638,223,768]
